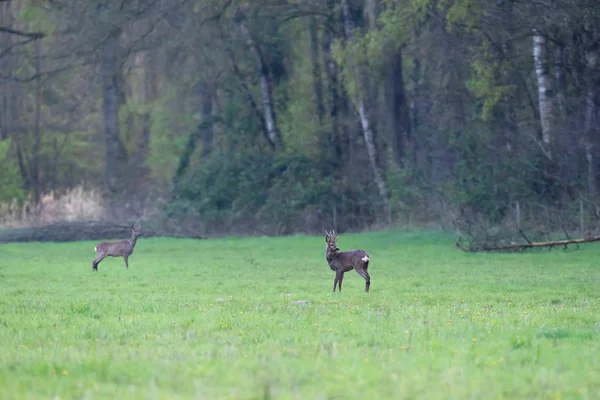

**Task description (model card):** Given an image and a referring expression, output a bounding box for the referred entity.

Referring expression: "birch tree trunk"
[235,8,282,150]
[532,30,554,153]
[341,0,391,225]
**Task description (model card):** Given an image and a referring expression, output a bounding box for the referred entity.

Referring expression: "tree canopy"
[1,0,599,235]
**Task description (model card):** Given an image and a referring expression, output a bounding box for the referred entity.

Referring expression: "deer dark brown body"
[325,230,370,292]
[92,224,141,271]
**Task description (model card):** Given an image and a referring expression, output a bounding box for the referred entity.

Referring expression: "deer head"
[325,230,339,255]
[132,223,142,238]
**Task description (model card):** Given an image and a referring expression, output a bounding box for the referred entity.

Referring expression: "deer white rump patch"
[94,246,97,252]
[361,255,369,262]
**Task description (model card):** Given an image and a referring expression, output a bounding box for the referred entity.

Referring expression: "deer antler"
[325,230,339,242]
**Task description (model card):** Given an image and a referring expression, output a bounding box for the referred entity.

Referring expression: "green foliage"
[1,232,600,398]
[171,148,380,234]
[19,1,57,35]
[148,91,197,186]
[379,0,430,43]
[0,139,25,202]
[443,0,484,32]
[4,0,598,232]
[447,125,535,222]
[387,165,431,218]
[467,59,515,121]
[278,31,322,156]
[332,40,358,103]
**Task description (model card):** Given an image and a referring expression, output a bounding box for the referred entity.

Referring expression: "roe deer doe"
[92,224,141,271]
[325,230,370,292]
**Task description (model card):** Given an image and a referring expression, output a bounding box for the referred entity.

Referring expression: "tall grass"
[0,230,598,399]
[0,185,105,228]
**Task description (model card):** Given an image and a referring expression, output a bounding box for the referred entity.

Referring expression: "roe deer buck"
[92,224,141,271]
[325,230,370,292]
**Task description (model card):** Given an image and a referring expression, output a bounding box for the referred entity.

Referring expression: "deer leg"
[124,255,129,269]
[333,271,342,292]
[338,272,345,291]
[356,267,371,293]
[92,253,105,271]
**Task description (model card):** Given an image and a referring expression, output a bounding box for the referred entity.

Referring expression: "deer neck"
[326,250,338,263]
[128,235,138,252]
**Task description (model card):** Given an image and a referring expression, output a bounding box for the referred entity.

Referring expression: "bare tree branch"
[0,26,45,38]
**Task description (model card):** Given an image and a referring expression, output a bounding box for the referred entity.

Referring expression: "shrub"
[170,149,380,235]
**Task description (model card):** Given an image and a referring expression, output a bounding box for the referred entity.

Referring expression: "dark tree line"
[1,0,600,235]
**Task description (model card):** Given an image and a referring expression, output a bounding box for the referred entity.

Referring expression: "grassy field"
[0,230,599,399]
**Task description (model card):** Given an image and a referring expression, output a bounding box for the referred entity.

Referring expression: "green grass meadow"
[0,231,599,399]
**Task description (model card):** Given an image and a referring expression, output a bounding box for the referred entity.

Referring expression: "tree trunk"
[16,142,30,191]
[31,37,42,202]
[138,50,153,166]
[322,3,343,161]
[2,1,29,192]
[0,0,13,141]
[235,9,282,150]
[212,94,222,152]
[384,44,411,167]
[410,57,429,173]
[172,82,219,191]
[309,16,325,124]
[100,26,128,193]
[199,82,214,158]
[584,50,598,196]
[554,43,566,117]
[500,0,515,153]
[341,0,391,225]
[532,30,554,153]
[126,49,155,187]
[226,46,270,144]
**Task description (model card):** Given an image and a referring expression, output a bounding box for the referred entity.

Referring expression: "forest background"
[1,0,600,238]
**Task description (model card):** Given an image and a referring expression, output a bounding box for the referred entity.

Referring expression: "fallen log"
[456,234,600,252]
[0,221,202,243]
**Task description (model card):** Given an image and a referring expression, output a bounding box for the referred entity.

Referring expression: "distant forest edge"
[1,0,600,237]
[0,221,203,244]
